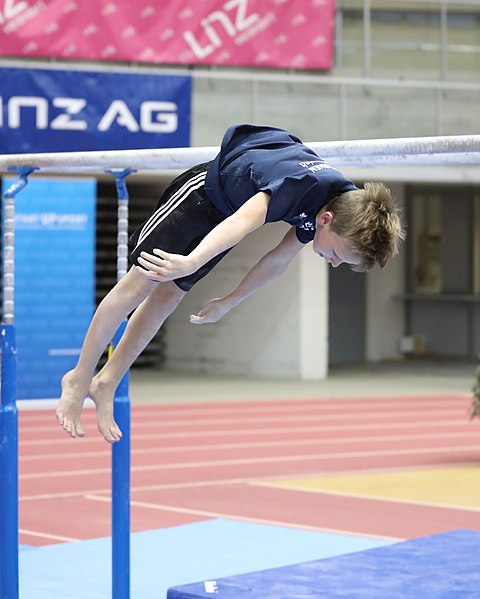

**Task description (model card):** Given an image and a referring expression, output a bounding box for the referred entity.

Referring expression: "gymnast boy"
[56,124,405,443]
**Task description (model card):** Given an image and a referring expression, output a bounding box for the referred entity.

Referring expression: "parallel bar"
[316,152,480,166]
[309,137,480,159]
[0,135,479,173]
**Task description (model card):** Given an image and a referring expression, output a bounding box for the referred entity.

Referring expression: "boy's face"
[313,210,360,269]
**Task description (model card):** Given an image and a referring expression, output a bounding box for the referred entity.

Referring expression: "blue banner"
[2,177,96,400]
[0,66,191,153]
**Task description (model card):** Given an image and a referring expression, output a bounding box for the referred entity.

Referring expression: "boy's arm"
[135,191,270,282]
[190,226,304,324]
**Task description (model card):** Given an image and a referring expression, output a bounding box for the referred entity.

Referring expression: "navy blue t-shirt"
[204,124,358,243]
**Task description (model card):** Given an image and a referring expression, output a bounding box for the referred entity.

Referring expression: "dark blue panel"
[0,67,191,153]
[167,530,480,599]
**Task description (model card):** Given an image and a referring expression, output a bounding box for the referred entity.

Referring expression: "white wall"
[165,222,329,379]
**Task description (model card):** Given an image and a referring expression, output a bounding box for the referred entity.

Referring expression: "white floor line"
[17,393,469,421]
[19,459,480,503]
[18,407,468,434]
[120,394,472,415]
[19,418,474,447]
[19,443,480,480]
[19,528,80,543]
[84,494,401,542]
[19,430,480,462]
[19,477,260,502]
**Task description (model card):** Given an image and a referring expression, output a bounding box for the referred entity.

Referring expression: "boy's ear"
[318,210,334,226]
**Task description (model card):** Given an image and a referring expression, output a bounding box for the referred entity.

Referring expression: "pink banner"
[0,0,334,70]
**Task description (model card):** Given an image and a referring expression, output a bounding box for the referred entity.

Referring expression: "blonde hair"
[327,182,405,271]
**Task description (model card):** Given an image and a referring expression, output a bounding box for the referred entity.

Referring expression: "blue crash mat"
[167,529,480,599]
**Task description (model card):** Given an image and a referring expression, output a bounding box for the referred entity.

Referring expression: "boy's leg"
[88,280,186,442]
[56,268,157,439]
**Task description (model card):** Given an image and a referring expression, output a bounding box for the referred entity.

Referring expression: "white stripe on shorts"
[134,170,207,250]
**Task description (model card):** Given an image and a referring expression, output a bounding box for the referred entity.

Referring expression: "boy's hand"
[190,298,231,325]
[135,249,198,281]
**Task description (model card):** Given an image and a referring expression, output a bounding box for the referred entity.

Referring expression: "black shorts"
[129,162,231,292]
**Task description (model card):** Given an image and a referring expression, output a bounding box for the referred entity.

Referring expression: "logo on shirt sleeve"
[299,160,335,173]
[293,212,315,231]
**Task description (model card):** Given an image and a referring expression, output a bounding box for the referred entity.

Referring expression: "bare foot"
[88,377,123,444]
[56,370,89,439]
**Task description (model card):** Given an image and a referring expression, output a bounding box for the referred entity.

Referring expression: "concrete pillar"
[299,247,329,379]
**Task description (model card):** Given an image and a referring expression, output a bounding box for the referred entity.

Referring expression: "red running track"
[18,393,480,547]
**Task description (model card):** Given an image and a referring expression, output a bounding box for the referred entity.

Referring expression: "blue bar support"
[111,321,131,599]
[108,168,134,599]
[0,167,35,599]
[0,325,18,599]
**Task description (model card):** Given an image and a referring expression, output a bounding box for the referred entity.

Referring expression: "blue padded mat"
[167,529,480,599]
[19,519,390,599]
